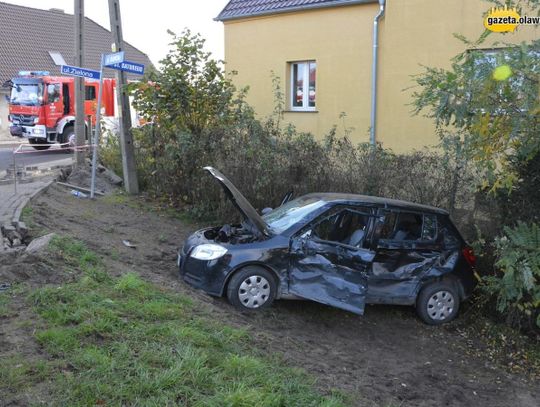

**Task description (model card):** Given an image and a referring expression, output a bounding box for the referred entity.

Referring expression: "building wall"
[223,0,538,152]
[0,90,11,142]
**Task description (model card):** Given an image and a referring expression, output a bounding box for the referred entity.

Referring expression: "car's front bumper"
[178,235,233,296]
[22,125,47,138]
[9,125,23,137]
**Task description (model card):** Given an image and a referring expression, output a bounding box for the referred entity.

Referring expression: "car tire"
[227,266,277,311]
[416,281,460,325]
[29,138,51,150]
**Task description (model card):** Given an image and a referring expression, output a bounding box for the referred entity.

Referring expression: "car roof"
[302,193,449,215]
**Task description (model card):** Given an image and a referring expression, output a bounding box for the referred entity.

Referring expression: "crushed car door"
[288,208,376,315]
[368,210,443,304]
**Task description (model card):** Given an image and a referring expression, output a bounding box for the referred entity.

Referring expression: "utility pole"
[108,0,139,194]
[74,0,85,166]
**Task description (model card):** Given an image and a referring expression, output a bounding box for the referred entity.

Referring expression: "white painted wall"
[0,90,11,142]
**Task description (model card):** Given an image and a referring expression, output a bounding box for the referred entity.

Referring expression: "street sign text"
[104,51,125,66]
[61,65,101,80]
[109,60,145,75]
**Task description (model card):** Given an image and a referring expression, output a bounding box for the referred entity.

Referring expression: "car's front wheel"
[29,138,51,150]
[227,266,277,311]
[416,281,460,325]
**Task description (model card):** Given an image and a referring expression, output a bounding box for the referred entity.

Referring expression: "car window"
[263,196,326,234]
[85,85,97,101]
[379,212,398,239]
[422,214,437,240]
[311,207,371,247]
[439,218,461,249]
[47,83,60,103]
[379,211,437,242]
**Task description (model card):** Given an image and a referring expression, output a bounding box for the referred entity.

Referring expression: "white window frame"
[290,61,316,111]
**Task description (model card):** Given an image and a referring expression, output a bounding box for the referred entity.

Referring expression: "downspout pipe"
[369,0,386,146]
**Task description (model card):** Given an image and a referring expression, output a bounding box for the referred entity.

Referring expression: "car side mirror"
[291,230,312,252]
[261,207,272,215]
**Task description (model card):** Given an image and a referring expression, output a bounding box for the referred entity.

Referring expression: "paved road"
[0,146,72,172]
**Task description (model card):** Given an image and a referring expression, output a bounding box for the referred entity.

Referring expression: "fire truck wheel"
[61,126,75,148]
[28,138,51,150]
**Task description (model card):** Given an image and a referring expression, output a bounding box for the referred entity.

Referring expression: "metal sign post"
[12,147,17,195]
[90,54,105,199]
[88,51,145,198]
[89,51,145,198]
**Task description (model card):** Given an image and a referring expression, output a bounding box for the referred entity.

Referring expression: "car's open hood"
[203,167,271,238]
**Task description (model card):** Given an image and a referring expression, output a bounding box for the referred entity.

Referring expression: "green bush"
[98,30,475,224]
[101,121,471,223]
[484,222,540,329]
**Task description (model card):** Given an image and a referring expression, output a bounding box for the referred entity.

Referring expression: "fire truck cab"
[8,71,115,150]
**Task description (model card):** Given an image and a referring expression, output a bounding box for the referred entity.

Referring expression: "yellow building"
[217,0,538,152]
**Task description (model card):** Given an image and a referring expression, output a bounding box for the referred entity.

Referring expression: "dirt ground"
[2,182,538,407]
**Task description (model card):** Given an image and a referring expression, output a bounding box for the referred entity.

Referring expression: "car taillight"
[462,246,476,267]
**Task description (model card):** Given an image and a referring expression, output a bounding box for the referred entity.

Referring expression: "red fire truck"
[7,71,116,150]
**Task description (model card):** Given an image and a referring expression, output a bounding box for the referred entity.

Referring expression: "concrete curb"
[0,161,71,186]
[11,179,54,228]
[0,179,55,253]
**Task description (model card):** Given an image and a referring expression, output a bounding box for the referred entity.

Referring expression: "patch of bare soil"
[2,182,538,407]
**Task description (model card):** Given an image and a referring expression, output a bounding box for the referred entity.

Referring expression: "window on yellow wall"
[291,61,316,111]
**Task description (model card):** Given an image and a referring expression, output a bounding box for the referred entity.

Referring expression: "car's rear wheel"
[227,266,277,311]
[416,281,460,325]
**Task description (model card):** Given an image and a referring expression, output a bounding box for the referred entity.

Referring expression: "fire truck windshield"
[10,83,44,106]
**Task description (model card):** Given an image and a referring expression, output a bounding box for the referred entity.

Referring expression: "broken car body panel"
[289,237,374,314]
[179,168,477,319]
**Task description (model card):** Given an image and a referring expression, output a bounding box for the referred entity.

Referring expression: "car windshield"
[263,196,326,234]
[10,83,44,106]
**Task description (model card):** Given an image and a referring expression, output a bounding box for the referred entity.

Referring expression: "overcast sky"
[6,0,230,65]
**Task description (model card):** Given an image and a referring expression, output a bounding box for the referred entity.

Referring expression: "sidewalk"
[0,179,51,223]
[0,178,53,252]
[0,146,74,250]
[0,138,28,148]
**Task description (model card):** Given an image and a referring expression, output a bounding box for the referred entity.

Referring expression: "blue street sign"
[61,65,101,80]
[109,60,145,75]
[104,51,125,67]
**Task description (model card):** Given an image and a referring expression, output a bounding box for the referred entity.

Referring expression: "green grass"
[21,204,33,219]
[101,190,204,225]
[16,237,348,406]
[21,204,45,236]
[0,355,52,392]
[101,191,142,210]
[0,291,11,317]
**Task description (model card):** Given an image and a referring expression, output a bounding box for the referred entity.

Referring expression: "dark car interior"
[379,212,434,241]
[312,208,370,248]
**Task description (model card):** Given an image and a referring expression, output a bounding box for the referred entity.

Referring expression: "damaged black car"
[178,167,478,325]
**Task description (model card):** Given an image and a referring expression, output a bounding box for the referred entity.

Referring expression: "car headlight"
[190,244,227,261]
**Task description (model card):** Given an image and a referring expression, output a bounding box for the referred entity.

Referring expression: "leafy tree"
[129,29,249,135]
[412,0,539,192]
[412,1,540,329]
